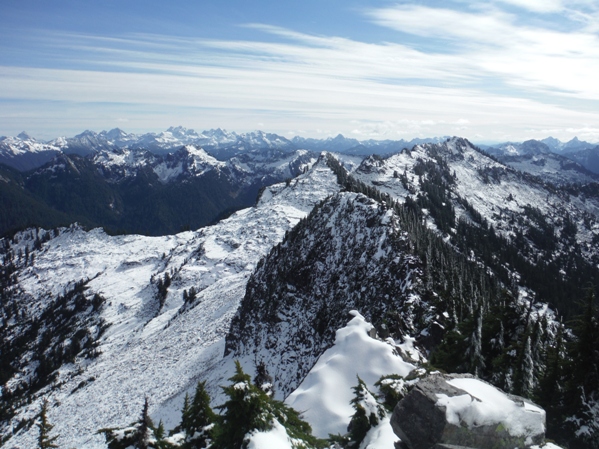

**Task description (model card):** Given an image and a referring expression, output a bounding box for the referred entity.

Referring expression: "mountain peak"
[17,131,33,141]
[75,130,98,138]
[103,128,128,139]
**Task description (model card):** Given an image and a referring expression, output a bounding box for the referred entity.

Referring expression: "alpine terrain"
[0,131,598,449]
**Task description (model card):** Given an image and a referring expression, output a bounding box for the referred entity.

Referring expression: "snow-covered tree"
[346,377,385,448]
[253,361,274,397]
[519,334,534,397]
[466,308,485,377]
[211,361,321,449]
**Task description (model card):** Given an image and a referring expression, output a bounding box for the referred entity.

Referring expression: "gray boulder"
[391,373,545,449]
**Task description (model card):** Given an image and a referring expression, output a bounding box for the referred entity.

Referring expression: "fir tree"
[211,361,321,449]
[37,399,58,449]
[101,397,175,449]
[567,288,599,396]
[180,381,215,449]
[537,324,566,442]
[519,334,535,397]
[466,307,485,377]
[211,361,272,449]
[346,377,385,448]
[253,361,274,396]
[137,397,152,449]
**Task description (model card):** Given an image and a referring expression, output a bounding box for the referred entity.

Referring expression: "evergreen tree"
[211,361,321,449]
[346,377,385,448]
[137,397,152,449]
[180,381,215,449]
[253,361,274,396]
[537,324,567,442]
[211,361,272,449]
[519,334,534,397]
[101,397,175,449]
[560,288,599,448]
[37,399,58,449]
[466,307,485,377]
[567,288,599,397]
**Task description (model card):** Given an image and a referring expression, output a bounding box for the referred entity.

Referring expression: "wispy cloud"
[495,0,564,13]
[367,3,599,101]
[2,2,599,142]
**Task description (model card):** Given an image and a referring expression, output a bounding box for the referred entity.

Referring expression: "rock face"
[391,374,546,449]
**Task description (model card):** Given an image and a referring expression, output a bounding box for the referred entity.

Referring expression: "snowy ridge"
[496,153,599,186]
[226,191,424,398]
[91,145,314,185]
[352,137,599,262]
[2,157,340,449]
[0,134,62,171]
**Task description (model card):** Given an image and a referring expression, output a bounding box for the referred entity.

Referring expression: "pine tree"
[347,377,385,447]
[211,361,320,449]
[212,361,272,449]
[101,397,173,449]
[137,397,152,449]
[37,399,58,449]
[253,361,274,396]
[466,307,485,377]
[560,288,599,448]
[537,324,566,442]
[181,381,215,449]
[567,288,599,396]
[520,334,534,397]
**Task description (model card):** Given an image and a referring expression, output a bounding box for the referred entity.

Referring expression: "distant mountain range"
[2,128,598,179]
[0,127,448,172]
[481,139,599,185]
[0,144,317,236]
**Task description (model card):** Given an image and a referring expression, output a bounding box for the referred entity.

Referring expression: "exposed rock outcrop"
[391,373,545,449]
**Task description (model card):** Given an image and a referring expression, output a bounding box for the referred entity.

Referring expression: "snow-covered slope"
[0,133,62,171]
[496,153,599,185]
[352,138,599,262]
[1,157,340,449]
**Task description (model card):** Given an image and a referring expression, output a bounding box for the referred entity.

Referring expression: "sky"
[1,0,599,143]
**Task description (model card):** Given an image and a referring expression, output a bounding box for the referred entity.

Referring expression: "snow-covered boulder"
[391,373,546,449]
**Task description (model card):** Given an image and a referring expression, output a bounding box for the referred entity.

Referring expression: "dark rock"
[391,373,546,449]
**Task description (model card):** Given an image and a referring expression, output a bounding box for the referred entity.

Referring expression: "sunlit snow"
[286,311,414,439]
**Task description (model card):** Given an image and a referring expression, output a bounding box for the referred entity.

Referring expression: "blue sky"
[1,0,599,143]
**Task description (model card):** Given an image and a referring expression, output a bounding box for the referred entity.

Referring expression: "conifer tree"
[101,397,175,449]
[253,361,274,396]
[567,288,599,396]
[466,307,485,377]
[137,397,152,449]
[537,324,566,441]
[37,399,58,449]
[211,361,320,449]
[347,377,385,447]
[180,381,215,449]
[520,334,535,397]
[211,361,271,449]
